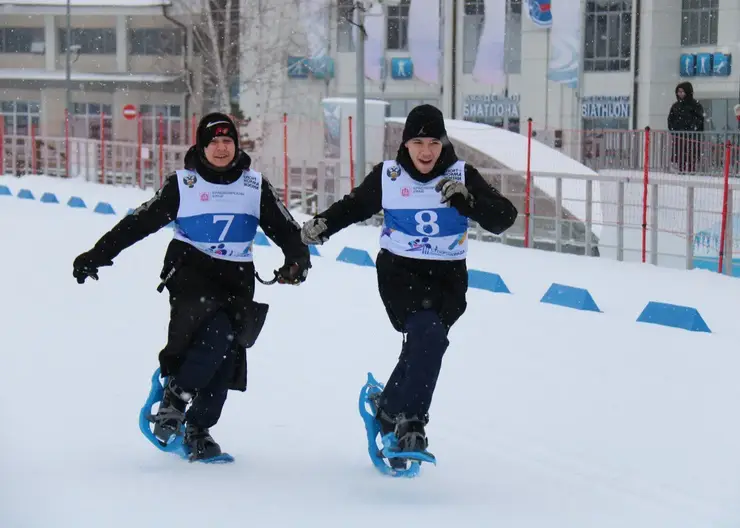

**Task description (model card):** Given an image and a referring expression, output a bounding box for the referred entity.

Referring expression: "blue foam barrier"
[468,269,510,293]
[67,196,86,208]
[93,202,115,215]
[0,185,11,196]
[636,301,711,333]
[540,283,601,312]
[309,245,321,257]
[336,247,375,267]
[254,231,270,246]
[17,189,34,200]
[40,192,59,204]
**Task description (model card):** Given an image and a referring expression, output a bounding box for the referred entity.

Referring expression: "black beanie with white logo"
[401,104,447,143]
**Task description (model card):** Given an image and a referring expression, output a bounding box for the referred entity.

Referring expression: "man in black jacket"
[301,104,517,465]
[73,113,310,461]
[668,81,705,173]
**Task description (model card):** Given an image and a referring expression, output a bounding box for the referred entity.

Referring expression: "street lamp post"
[354,4,366,183]
[65,0,72,117]
[353,0,399,184]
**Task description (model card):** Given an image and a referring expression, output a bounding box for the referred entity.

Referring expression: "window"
[695,98,738,132]
[462,0,522,75]
[385,98,439,118]
[386,0,410,51]
[129,28,182,55]
[583,1,632,72]
[336,0,355,52]
[139,104,184,145]
[681,0,718,47]
[0,28,44,53]
[0,100,40,136]
[69,103,113,140]
[58,28,116,54]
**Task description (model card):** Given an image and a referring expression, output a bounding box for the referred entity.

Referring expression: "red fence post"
[158,113,164,188]
[524,117,533,248]
[641,126,651,263]
[64,109,70,178]
[348,115,355,190]
[283,112,288,206]
[718,139,732,273]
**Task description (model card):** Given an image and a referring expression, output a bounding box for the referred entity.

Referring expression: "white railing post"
[617,180,624,261]
[685,185,694,270]
[300,160,307,213]
[500,172,509,245]
[317,161,327,212]
[650,183,659,265]
[723,189,734,276]
[555,176,563,253]
[585,179,593,256]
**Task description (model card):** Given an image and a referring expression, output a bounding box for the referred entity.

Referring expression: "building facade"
[239,0,740,141]
[0,0,201,142]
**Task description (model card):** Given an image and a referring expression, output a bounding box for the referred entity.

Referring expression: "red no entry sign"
[123,104,137,120]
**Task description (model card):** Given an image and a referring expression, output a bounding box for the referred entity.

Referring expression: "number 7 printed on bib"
[213,214,235,242]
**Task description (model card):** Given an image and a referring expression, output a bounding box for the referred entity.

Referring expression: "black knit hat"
[196,112,239,152]
[402,104,447,143]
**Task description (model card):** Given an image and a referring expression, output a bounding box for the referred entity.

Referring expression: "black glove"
[73,251,113,284]
[435,178,474,214]
[276,256,311,285]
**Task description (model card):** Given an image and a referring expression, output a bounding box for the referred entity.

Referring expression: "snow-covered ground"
[2,175,740,527]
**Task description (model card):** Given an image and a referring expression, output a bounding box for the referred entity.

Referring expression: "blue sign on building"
[309,56,335,79]
[287,56,309,78]
[680,52,731,77]
[390,58,413,80]
[695,53,713,76]
[713,52,731,76]
[287,56,335,80]
[679,54,696,77]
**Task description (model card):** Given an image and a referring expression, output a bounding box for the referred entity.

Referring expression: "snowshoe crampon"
[139,368,234,464]
[358,372,435,477]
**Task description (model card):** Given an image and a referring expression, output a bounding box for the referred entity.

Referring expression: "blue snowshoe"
[358,372,436,477]
[139,368,234,464]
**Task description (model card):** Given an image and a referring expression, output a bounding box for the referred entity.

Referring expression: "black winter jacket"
[83,148,309,381]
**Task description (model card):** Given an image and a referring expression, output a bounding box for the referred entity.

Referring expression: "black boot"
[151,379,193,444]
[394,413,429,453]
[184,424,222,461]
[370,393,408,470]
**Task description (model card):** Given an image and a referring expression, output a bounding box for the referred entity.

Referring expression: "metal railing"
[534,128,740,177]
[3,131,738,277]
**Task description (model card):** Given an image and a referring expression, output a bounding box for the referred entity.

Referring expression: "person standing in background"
[667,82,705,173]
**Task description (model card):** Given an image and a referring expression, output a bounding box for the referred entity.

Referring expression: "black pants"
[173,310,239,429]
[378,309,450,419]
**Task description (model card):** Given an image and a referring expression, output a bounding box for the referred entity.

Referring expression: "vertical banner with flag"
[472,0,507,86]
[547,0,581,88]
[526,0,553,28]
[407,0,441,84]
[354,3,385,81]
